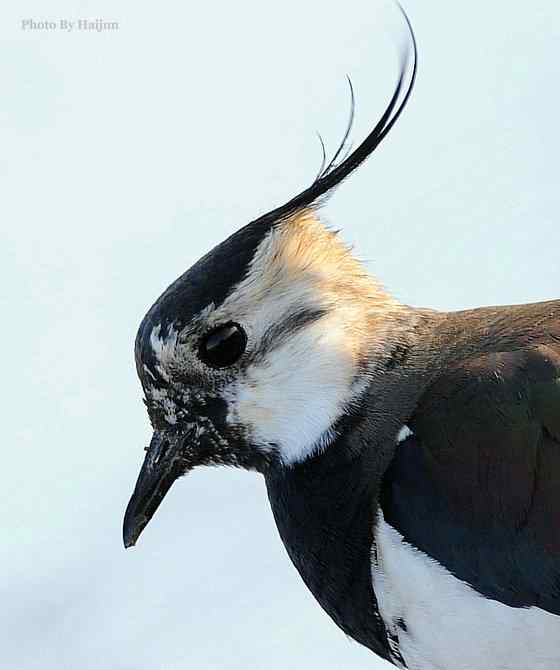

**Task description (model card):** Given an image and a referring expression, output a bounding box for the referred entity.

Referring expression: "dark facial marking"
[395,617,408,633]
[254,307,328,360]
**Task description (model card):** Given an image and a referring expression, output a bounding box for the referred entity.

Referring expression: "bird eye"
[199,322,247,368]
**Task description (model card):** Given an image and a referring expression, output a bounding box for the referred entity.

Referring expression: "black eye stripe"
[259,307,328,353]
[199,322,247,369]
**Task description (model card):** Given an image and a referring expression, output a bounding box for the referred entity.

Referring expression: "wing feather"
[381,342,560,612]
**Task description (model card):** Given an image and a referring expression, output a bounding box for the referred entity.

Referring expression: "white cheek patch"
[203,211,401,465]
[225,312,362,465]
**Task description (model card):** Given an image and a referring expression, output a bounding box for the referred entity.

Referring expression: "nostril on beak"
[154,439,170,466]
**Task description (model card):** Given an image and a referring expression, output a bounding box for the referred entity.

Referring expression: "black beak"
[123,427,194,548]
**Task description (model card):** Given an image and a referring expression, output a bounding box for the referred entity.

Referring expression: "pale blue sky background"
[2,1,559,668]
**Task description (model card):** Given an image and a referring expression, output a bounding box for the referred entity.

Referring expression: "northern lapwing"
[123,8,560,669]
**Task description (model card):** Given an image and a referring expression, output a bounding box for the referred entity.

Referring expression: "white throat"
[224,309,367,465]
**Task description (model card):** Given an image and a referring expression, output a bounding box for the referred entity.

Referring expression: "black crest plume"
[132,5,417,359]
[254,3,417,226]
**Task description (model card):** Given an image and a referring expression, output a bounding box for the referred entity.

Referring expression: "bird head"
[123,14,417,548]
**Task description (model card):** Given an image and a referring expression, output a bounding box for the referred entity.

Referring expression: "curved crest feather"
[254,2,417,226]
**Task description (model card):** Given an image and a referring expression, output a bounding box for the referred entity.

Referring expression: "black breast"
[264,434,392,662]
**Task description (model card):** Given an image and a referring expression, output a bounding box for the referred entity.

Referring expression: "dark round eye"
[199,322,247,368]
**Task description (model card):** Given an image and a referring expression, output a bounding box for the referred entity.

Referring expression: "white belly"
[372,511,560,670]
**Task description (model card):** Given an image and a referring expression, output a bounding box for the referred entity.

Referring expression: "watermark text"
[21,18,119,33]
